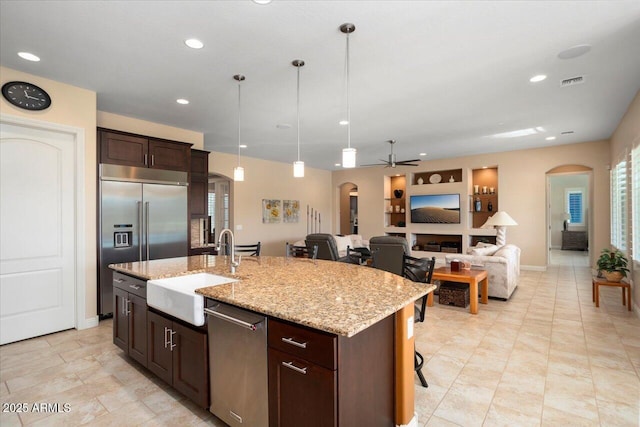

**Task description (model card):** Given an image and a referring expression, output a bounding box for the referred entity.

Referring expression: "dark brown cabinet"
[268,317,394,427]
[99,129,191,172]
[147,310,209,408]
[189,149,209,216]
[113,273,148,367]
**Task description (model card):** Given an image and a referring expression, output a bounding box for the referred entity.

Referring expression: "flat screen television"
[410,194,460,224]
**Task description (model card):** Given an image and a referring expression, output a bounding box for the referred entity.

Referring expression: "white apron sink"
[147,273,237,326]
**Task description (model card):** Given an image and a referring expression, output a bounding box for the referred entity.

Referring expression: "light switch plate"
[407,316,414,339]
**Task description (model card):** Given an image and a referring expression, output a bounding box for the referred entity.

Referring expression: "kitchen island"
[110,255,435,426]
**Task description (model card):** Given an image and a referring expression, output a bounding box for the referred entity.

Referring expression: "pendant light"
[292,59,305,178]
[340,23,356,168]
[233,74,245,182]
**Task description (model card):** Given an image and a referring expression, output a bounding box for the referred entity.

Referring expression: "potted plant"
[597,248,629,282]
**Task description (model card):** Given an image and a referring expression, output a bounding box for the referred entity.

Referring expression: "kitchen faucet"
[218,228,241,274]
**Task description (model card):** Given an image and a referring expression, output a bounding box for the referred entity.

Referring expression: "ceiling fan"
[362,140,421,168]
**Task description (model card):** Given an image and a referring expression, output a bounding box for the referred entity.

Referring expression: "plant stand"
[592,277,631,311]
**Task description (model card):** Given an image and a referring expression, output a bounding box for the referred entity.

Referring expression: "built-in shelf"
[413,168,462,185]
[410,233,462,254]
[470,167,498,228]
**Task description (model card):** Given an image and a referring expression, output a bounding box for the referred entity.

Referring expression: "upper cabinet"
[99,129,192,172]
[189,149,209,217]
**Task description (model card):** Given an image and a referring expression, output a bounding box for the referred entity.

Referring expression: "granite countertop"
[110,255,434,337]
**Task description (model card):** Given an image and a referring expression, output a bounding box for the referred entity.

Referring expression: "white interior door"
[0,123,76,344]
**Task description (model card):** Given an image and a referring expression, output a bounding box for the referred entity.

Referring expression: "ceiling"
[1,1,640,171]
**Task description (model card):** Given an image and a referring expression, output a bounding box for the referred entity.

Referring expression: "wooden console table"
[592,277,631,311]
[561,230,588,250]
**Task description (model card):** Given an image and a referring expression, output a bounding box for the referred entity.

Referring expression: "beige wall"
[209,152,332,256]
[0,66,98,323]
[97,111,203,149]
[332,140,610,269]
[610,90,640,311]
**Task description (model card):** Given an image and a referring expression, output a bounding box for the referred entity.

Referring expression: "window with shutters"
[632,145,640,263]
[565,189,584,226]
[611,160,627,252]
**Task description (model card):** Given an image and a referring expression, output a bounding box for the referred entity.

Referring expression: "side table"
[428,267,488,314]
[592,277,631,311]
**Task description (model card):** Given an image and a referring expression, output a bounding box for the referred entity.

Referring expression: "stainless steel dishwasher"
[205,301,268,427]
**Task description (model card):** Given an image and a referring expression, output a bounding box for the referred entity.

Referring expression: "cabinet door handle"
[129,284,141,290]
[281,337,307,349]
[282,361,307,375]
[124,298,131,316]
[144,153,148,166]
[114,278,124,284]
[164,327,170,349]
[151,154,155,166]
[170,330,177,351]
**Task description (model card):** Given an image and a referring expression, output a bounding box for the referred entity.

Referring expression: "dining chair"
[403,254,436,388]
[285,242,318,259]
[234,242,261,256]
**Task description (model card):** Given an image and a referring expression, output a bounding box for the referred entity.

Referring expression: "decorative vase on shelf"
[487,201,493,212]
[417,177,424,185]
[473,184,479,194]
[393,189,404,199]
[449,175,455,183]
[474,198,482,212]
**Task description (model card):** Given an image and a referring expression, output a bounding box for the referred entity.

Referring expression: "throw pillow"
[333,235,352,254]
[350,235,364,248]
[469,244,500,256]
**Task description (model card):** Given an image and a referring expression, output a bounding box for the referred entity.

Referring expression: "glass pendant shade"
[293,161,305,178]
[342,147,357,168]
[233,166,244,182]
[233,74,246,182]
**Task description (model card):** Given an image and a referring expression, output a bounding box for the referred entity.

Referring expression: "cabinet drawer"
[268,319,336,370]
[113,272,147,299]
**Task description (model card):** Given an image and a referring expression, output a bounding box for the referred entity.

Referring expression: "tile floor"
[1,251,638,426]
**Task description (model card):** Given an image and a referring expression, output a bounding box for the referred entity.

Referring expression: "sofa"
[444,243,521,300]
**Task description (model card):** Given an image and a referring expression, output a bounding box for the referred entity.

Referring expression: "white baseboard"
[521,265,547,272]
[77,316,99,330]
[397,414,419,427]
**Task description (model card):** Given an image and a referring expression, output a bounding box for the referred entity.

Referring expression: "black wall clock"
[2,81,52,111]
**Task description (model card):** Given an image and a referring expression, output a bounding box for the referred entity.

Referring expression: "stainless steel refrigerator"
[98,164,188,316]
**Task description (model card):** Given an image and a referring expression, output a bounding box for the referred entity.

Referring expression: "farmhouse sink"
[147,273,237,326]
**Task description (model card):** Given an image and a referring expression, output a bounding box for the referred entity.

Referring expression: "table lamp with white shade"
[481,211,518,246]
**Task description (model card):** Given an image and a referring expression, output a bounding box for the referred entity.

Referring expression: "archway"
[546,165,593,266]
[338,182,358,235]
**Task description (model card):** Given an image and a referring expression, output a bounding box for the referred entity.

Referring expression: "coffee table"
[427,267,488,314]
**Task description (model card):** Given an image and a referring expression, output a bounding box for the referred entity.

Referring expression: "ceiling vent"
[561,130,575,135]
[560,76,585,87]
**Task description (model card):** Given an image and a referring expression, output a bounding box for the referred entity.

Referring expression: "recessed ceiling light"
[482,166,488,169]
[558,44,591,60]
[339,120,349,126]
[18,52,40,62]
[176,99,189,105]
[419,152,427,156]
[252,0,272,4]
[395,174,401,177]
[529,74,547,83]
[184,39,204,49]
[545,136,556,141]
[335,163,341,167]
[239,144,247,148]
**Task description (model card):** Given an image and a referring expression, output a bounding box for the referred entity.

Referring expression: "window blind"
[611,160,627,251]
[632,145,640,262]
